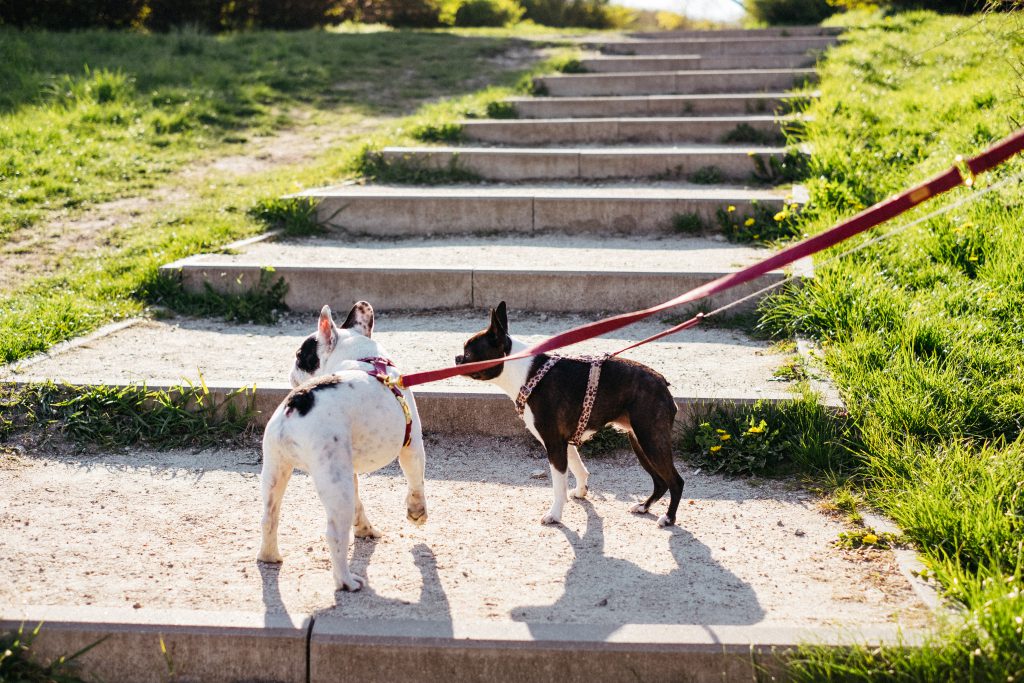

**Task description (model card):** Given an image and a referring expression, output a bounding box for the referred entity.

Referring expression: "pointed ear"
[489,301,508,337]
[318,305,336,345]
[340,301,374,338]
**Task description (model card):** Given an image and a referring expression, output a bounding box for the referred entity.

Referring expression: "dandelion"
[747,424,764,434]
[720,433,731,441]
[715,428,727,434]
[709,445,722,454]
[752,234,759,240]
[726,205,736,213]
[744,218,755,227]
[863,533,878,545]
[774,211,788,222]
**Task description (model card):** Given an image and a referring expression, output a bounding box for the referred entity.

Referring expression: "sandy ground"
[0,437,929,631]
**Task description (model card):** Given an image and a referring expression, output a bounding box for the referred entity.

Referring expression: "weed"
[410,121,464,142]
[772,357,807,382]
[750,149,809,184]
[248,197,322,237]
[552,56,587,73]
[714,200,801,243]
[835,527,902,550]
[689,165,723,185]
[0,622,104,683]
[720,123,777,144]
[485,100,518,118]
[580,426,630,457]
[671,212,704,234]
[142,268,288,324]
[353,147,481,184]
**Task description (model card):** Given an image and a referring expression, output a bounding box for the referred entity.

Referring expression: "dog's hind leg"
[311,447,363,592]
[626,431,668,516]
[258,430,293,564]
[631,421,684,527]
[352,474,381,539]
[398,430,428,526]
[566,445,589,499]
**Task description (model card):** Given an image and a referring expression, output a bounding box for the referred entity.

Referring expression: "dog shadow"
[512,499,765,639]
[260,539,453,635]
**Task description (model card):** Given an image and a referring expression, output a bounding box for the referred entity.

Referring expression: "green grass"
[0,26,565,363]
[0,622,99,683]
[755,9,1024,680]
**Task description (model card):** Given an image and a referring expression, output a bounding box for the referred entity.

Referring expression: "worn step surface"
[162,233,808,314]
[460,116,791,145]
[596,35,838,56]
[536,69,816,97]
[579,52,818,72]
[381,144,787,181]
[2,313,806,434]
[627,25,841,39]
[298,183,795,236]
[507,92,805,118]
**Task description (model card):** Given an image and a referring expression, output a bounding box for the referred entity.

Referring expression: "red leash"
[397,127,1024,389]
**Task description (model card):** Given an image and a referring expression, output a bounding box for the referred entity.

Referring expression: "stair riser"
[536,71,815,97]
[170,264,784,314]
[311,196,786,236]
[380,149,778,181]
[599,37,837,56]
[510,96,789,118]
[461,119,783,145]
[628,26,841,39]
[580,53,816,72]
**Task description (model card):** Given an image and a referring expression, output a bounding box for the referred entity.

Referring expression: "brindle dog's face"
[455,302,511,381]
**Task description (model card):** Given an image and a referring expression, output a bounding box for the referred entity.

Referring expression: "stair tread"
[299,182,794,200]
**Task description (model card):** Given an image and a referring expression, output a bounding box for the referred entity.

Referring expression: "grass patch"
[354,148,483,184]
[0,623,100,683]
[715,199,801,243]
[720,122,777,144]
[580,426,630,457]
[1,379,257,450]
[689,165,723,185]
[143,267,289,323]
[248,197,323,237]
[671,212,705,234]
[761,9,1024,679]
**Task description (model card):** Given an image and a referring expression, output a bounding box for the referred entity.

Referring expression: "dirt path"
[0,438,930,630]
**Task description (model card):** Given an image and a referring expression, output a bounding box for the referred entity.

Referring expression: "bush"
[746,0,837,25]
[0,0,143,29]
[336,0,441,26]
[452,0,524,26]
[518,0,612,28]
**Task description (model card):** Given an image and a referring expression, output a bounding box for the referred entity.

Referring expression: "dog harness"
[359,356,413,448]
[514,354,609,446]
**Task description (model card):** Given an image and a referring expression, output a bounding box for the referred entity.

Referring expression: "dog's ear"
[489,301,508,339]
[341,300,374,338]
[318,305,337,348]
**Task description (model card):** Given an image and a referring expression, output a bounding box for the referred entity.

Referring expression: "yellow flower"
[715,428,727,434]
[727,205,736,213]
[744,218,755,227]
[720,433,731,441]
[752,234,760,240]
[774,211,788,222]
[710,445,722,453]
[863,533,879,545]
[747,425,764,434]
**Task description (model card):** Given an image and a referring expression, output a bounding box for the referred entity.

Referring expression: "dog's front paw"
[628,503,648,515]
[540,511,561,525]
[572,485,589,499]
[336,573,365,592]
[354,524,381,539]
[657,514,674,527]
[257,549,283,563]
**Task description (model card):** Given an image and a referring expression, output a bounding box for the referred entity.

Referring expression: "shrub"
[336,0,441,26]
[518,0,612,28]
[0,0,143,29]
[451,0,524,26]
[746,0,837,25]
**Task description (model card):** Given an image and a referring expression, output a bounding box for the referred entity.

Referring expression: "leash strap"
[358,356,412,448]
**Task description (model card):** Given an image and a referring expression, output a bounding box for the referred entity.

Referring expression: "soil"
[0,438,930,630]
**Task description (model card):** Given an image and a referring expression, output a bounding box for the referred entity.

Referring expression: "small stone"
[777,520,785,527]
[795,529,806,537]
[530,469,547,479]
[133,602,142,609]
[596,598,608,607]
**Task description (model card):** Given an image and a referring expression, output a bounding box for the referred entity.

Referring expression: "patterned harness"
[359,356,413,448]
[514,353,609,446]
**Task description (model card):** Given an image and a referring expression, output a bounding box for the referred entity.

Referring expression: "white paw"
[257,549,283,563]
[572,485,589,499]
[540,512,561,525]
[657,514,673,527]
[629,503,648,514]
[337,573,365,592]
[353,524,381,539]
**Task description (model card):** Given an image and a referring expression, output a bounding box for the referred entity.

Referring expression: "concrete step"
[535,69,816,97]
[579,52,818,72]
[460,116,791,145]
[380,144,788,182]
[596,35,838,56]
[507,92,805,118]
[162,233,808,314]
[1,312,806,435]
[296,183,796,236]
[627,25,842,39]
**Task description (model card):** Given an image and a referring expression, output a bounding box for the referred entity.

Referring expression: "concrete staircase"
[4,26,878,683]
